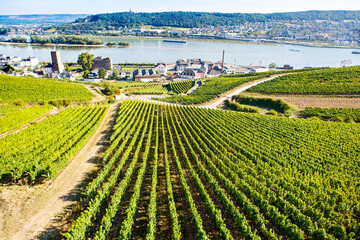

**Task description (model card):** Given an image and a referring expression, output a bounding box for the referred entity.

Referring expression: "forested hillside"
[55,10,360,30]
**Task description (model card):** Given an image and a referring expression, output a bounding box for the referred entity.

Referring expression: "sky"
[0,0,359,15]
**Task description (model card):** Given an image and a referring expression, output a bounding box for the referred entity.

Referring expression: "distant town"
[2,18,359,48]
[0,50,296,83]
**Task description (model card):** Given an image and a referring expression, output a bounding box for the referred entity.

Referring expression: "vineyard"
[64,100,360,240]
[126,85,172,95]
[0,104,52,134]
[168,80,195,94]
[305,107,360,122]
[247,66,360,95]
[112,81,161,89]
[0,75,95,103]
[0,105,108,183]
[157,75,268,104]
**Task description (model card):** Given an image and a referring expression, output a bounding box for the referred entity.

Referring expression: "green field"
[0,75,95,103]
[112,81,161,89]
[168,80,195,94]
[305,107,360,122]
[247,66,360,95]
[158,75,267,104]
[64,100,360,239]
[126,84,172,95]
[0,104,52,134]
[0,105,108,183]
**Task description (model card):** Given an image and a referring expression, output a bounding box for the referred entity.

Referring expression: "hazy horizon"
[0,0,359,15]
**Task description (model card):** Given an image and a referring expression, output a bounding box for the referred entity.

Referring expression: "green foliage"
[168,80,195,94]
[267,109,278,115]
[305,107,360,122]
[269,62,277,68]
[0,105,108,182]
[159,74,270,104]
[64,100,360,239]
[0,75,94,103]
[98,68,106,79]
[118,41,130,46]
[112,81,159,89]
[2,64,15,74]
[103,81,117,95]
[225,100,261,113]
[231,94,294,116]
[247,66,360,95]
[126,84,171,95]
[48,99,71,108]
[56,11,360,30]
[77,52,95,74]
[30,35,103,45]
[0,105,52,134]
[106,41,116,46]
[1,36,27,43]
[112,68,119,79]
[0,28,8,35]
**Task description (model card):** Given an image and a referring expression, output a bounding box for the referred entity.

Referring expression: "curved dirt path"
[83,84,106,103]
[0,103,119,240]
[203,74,287,109]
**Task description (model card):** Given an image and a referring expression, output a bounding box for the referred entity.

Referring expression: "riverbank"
[87,34,360,50]
[0,41,130,48]
[0,42,105,47]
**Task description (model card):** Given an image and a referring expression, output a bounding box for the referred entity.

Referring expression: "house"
[153,63,168,76]
[187,58,202,65]
[133,68,158,81]
[88,72,99,79]
[44,64,53,77]
[249,66,269,73]
[175,59,188,71]
[118,71,127,79]
[179,68,205,79]
[207,69,222,78]
[14,57,39,68]
[60,72,76,81]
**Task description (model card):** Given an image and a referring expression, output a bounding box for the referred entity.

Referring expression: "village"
[0,50,294,83]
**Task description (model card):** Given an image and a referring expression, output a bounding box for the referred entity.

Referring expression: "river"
[0,36,359,68]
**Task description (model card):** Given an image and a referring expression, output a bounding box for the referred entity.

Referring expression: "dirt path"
[186,80,201,95]
[202,74,288,109]
[0,103,119,240]
[83,84,106,103]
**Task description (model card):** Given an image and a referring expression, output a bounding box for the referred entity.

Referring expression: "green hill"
[55,10,360,31]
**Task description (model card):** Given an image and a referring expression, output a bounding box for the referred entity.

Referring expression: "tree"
[112,68,119,79]
[2,64,15,74]
[269,62,277,69]
[77,52,94,78]
[98,68,106,79]
[103,81,117,95]
[65,63,71,73]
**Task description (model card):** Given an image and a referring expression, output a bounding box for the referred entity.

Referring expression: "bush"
[49,99,71,108]
[232,94,294,116]
[268,110,278,115]
[225,100,261,113]
[13,99,24,106]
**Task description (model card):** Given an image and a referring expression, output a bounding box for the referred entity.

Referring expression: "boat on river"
[352,51,360,54]
[163,39,187,43]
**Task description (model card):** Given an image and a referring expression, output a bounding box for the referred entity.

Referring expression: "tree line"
[55,11,360,31]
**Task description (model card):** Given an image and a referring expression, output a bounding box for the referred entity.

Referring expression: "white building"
[14,57,39,68]
[153,63,168,75]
